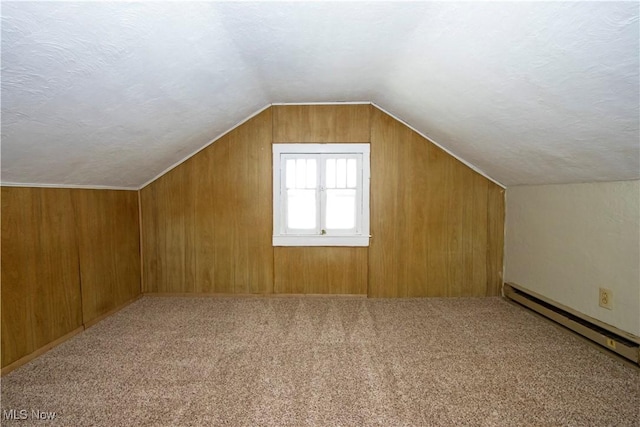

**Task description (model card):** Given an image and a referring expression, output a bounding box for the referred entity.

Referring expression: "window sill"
[273,235,370,247]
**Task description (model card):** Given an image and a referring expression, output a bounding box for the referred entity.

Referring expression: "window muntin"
[273,144,370,247]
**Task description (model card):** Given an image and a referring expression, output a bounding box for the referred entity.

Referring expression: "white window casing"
[273,144,370,247]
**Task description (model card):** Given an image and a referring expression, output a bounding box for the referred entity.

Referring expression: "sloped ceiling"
[2,2,638,188]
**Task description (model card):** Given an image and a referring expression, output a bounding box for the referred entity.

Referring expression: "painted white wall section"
[1,2,638,188]
[504,180,640,337]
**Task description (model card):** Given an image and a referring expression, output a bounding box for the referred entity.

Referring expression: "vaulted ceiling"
[2,2,638,189]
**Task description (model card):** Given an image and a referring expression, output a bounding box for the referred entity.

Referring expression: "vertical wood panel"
[470,176,489,296]
[230,128,250,293]
[141,162,196,293]
[445,155,465,297]
[273,105,370,143]
[460,168,476,296]
[27,189,82,351]
[1,187,83,367]
[72,190,141,324]
[369,111,402,297]
[424,144,451,297]
[227,109,273,293]
[140,185,158,292]
[226,112,274,293]
[402,132,430,298]
[193,143,217,293]
[245,110,274,293]
[1,188,38,366]
[274,247,367,294]
[209,138,235,293]
[369,107,505,297]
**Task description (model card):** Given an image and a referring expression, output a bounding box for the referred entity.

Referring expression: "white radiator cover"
[504,180,640,337]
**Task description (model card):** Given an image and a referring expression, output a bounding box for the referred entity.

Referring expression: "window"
[273,144,370,246]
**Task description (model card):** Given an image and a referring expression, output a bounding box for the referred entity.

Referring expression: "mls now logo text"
[3,409,57,421]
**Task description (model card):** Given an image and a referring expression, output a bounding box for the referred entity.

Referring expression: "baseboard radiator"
[504,283,640,365]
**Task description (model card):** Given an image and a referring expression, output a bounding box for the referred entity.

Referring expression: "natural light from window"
[286,158,317,230]
[273,144,370,247]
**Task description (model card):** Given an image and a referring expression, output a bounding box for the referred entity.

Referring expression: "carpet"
[1,296,638,426]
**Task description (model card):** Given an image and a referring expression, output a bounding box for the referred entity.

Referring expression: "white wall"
[505,180,640,337]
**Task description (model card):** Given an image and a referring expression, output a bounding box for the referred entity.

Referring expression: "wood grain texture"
[1,187,143,368]
[228,110,273,293]
[469,175,489,296]
[140,162,196,293]
[368,107,505,297]
[72,190,141,324]
[368,110,404,297]
[1,187,83,367]
[142,110,273,294]
[274,247,367,294]
[140,104,503,298]
[2,187,38,367]
[273,104,370,143]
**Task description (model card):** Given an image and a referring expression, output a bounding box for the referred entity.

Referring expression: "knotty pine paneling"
[141,109,273,294]
[273,104,370,143]
[368,107,504,297]
[272,104,371,294]
[72,190,141,324]
[1,187,141,368]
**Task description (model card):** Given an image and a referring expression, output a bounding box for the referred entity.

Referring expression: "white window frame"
[273,143,370,247]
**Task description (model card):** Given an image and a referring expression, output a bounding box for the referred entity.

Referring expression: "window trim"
[273,143,370,247]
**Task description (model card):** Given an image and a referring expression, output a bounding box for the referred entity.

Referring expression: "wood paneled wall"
[141,109,274,294]
[1,187,141,368]
[140,104,504,297]
[1,188,82,368]
[71,190,141,323]
[273,105,371,143]
[368,108,504,297]
[274,247,368,294]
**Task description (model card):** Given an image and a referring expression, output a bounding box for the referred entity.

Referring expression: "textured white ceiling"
[2,2,638,188]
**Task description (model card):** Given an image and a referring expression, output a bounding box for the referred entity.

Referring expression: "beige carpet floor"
[1,296,638,426]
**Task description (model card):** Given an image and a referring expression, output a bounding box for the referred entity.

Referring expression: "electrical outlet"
[599,288,613,310]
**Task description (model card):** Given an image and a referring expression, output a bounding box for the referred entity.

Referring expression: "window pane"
[296,159,306,189]
[286,159,296,189]
[336,158,347,188]
[326,158,336,189]
[287,189,316,229]
[325,189,355,229]
[347,158,357,188]
[306,159,316,189]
